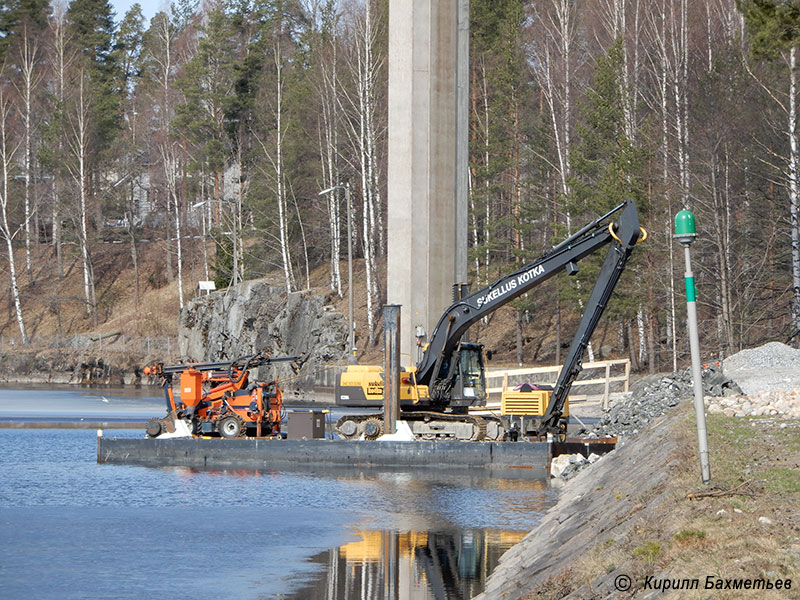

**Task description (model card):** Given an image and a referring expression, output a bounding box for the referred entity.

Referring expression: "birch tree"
[0,80,27,343]
[644,0,679,368]
[527,0,577,201]
[64,66,96,321]
[253,35,296,294]
[116,5,145,306]
[14,25,43,285]
[313,0,343,297]
[145,11,187,306]
[46,0,73,280]
[340,0,384,343]
[160,142,185,308]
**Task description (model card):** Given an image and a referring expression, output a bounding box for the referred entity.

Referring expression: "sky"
[110,0,166,24]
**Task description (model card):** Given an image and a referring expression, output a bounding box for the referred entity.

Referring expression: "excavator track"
[335,412,504,441]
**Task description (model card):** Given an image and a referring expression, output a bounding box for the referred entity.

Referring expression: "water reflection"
[288,528,526,600]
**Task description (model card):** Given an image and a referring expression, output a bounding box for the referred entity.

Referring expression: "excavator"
[335,200,646,441]
[144,352,299,439]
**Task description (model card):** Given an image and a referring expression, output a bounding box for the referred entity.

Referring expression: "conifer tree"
[0,0,49,61]
[67,0,123,158]
[570,39,648,217]
[566,38,651,359]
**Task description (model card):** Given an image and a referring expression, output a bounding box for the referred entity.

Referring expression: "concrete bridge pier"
[387,0,469,365]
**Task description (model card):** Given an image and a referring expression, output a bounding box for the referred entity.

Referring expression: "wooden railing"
[485,358,631,410]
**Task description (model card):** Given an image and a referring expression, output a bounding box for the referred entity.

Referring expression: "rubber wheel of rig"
[361,418,383,440]
[145,417,163,438]
[218,415,244,439]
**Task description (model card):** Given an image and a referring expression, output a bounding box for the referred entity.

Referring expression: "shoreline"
[0,421,144,429]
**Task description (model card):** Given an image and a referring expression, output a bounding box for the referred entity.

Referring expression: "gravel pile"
[583,342,800,438]
[722,341,800,395]
[723,341,800,372]
[583,365,742,439]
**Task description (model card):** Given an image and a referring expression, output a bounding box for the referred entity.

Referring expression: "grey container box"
[287,411,326,440]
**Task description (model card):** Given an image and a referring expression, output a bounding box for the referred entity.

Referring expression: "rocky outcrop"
[178,279,349,391]
[0,350,137,385]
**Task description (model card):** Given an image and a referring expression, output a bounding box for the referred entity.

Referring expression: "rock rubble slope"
[585,365,741,439]
[475,409,685,600]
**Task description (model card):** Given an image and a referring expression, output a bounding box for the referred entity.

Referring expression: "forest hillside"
[0,0,798,373]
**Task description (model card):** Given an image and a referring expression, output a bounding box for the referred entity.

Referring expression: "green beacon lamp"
[674,209,696,245]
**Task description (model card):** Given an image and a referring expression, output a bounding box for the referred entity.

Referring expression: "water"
[0,387,557,599]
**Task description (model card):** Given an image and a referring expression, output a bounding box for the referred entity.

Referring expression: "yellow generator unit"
[500,384,569,439]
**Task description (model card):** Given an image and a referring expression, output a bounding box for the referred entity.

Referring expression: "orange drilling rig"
[143,352,300,439]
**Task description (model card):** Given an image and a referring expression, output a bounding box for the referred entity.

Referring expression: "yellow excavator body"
[336,365,430,407]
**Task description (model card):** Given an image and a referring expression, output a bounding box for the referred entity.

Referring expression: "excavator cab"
[438,343,487,410]
[457,343,487,406]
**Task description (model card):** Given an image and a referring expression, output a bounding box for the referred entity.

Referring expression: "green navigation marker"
[673,208,710,484]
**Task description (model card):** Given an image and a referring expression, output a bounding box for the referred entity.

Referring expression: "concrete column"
[388,0,463,366]
[455,0,470,286]
[383,305,401,435]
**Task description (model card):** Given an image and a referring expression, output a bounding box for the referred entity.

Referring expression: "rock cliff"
[178,279,349,392]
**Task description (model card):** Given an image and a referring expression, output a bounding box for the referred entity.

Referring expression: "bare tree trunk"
[555,296,561,364]
[469,67,481,284]
[291,186,311,290]
[362,0,384,260]
[0,85,27,343]
[788,47,800,345]
[128,222,140,306]
[627,321,638,370]
[160,144,184,308]
[647,258,657,374]
[530,0,575,199]
[743,44,800,345]
[275,43,294,295]
[318,13,342,296]
[199,176,210,282]
[66,70,95,320]
[16,27,41,286]
[679,0,690,206]
[51,2,70,280]
[637,307,646,365]
[339,1,383,343]
[359,0,380,343]
[481,61,490,286]
[667,219,678,370]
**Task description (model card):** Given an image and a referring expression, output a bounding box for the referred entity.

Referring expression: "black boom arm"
[414,201,643,414]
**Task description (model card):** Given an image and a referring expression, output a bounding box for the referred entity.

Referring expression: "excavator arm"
[415,200,644,422]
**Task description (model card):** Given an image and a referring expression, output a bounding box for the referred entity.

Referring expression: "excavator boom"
[416,201,642,415]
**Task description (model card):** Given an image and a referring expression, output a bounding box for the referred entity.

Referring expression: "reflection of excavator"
[144,352,299,439]
[335,200,645,441]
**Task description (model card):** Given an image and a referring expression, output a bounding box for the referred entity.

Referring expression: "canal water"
[0,386,557,599]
